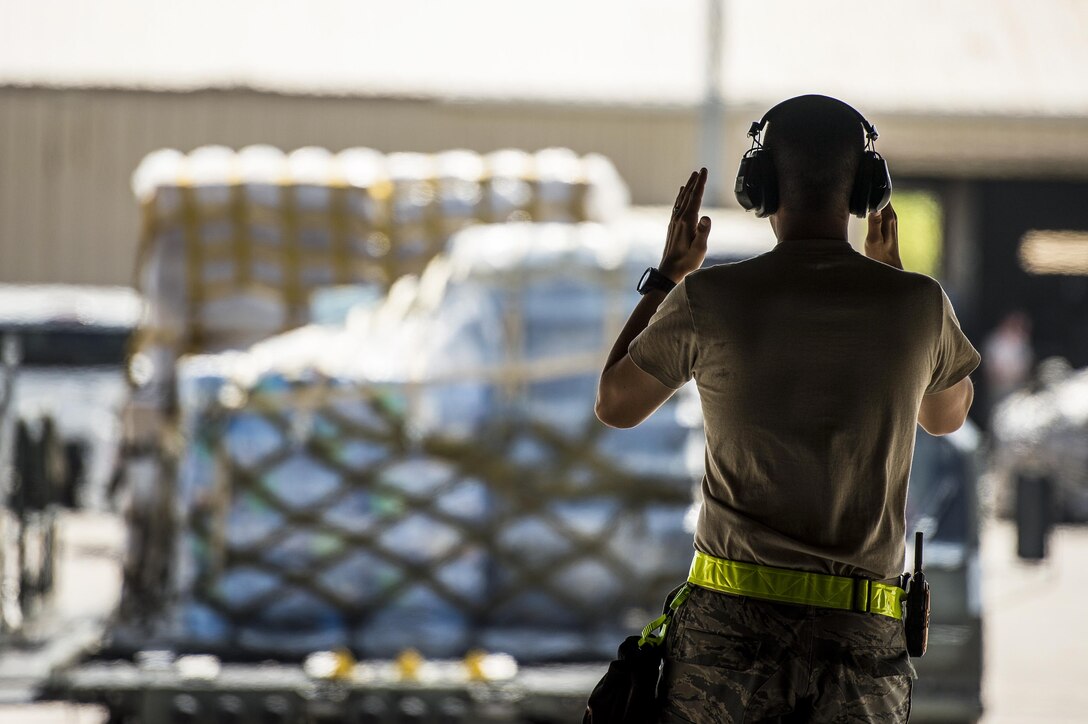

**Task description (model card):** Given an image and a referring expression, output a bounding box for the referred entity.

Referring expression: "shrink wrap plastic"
[164,220,696,661]
[129,146,628,406]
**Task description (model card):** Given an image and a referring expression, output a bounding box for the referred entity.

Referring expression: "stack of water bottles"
[167,221,699,662]
[119,145,629,626]
[130,145,627,361]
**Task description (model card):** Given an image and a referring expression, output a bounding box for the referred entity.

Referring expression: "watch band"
[637,267,677,295]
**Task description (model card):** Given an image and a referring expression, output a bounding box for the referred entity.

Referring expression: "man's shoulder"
[685,249,944,300]
[686,252,773,286]
[681,261,741,307]
[853,255,946,298]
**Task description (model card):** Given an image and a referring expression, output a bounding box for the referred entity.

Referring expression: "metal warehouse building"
[3,0,1088,372]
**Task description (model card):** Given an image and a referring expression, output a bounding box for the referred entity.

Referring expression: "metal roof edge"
[5,82,1087,122]
[0,79,699,113]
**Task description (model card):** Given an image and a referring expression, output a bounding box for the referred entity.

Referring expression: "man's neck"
[770,208,850,243]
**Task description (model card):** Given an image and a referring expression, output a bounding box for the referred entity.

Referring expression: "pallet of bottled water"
[162,222,698,662]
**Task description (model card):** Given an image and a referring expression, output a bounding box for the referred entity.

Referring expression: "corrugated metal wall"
[2,86,1088,286]
[0,88,700,286]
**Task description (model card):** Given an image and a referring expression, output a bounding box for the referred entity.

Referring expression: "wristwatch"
[637,267,677,295]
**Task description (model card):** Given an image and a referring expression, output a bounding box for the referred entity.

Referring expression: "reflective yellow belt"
[687,550,904,620]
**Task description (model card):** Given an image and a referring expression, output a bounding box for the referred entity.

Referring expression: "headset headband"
[747,95,878,150]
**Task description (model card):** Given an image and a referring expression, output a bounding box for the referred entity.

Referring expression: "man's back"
[591,97,981,723]
[630,237,976,580]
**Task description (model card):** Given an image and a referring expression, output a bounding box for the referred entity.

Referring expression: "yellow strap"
[688,551,903,620]
[329,186,353,286]
[229,183,252,288]
[179,184,206,353]
[639,583,691,648]
[279,183,306,328]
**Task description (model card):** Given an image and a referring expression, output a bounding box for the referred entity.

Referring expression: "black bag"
[583,584,690,724]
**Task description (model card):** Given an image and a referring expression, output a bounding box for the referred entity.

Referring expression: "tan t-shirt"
[628,238,981,580]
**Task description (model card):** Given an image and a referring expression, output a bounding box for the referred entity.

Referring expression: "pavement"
[0,511,122,724]
[978,521,1088,723]
[0,511,1086,723]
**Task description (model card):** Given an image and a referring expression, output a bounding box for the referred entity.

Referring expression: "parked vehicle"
[989,360,1088,525]
[0,284,139,633]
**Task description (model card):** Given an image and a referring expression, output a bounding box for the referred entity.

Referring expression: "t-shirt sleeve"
[627,279,698,389]
[926,286,981,394]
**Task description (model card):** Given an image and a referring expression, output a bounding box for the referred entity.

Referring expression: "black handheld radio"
[905,531,930,657]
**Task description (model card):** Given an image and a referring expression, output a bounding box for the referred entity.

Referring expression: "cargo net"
[171,380,694,662]
[162,222,699,663]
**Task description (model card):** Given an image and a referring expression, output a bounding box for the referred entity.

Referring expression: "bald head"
[763,96,866,216]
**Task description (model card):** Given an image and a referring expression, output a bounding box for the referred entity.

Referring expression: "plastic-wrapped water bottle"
[316,548,404,604]
[223,412,284,470]
[618,505,694,584]
[522,279,606,359]
[355,583,471,659]
[434,149,485,237]
[533,148,583,223]
[255,586,345,631]
[480,627,593,663]
[522,374,597,429]
[259,452,342,510]
[224,492,285,550]
[261,529,345,574]
[212,566,282,611]
[484,149,534,223]
[177,599,231,644]
[597,398,692,485]
[416,381,495,439]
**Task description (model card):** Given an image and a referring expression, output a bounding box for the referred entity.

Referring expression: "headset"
[734,95,892,219]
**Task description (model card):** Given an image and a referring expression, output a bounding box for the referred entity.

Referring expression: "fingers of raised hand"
[880,202,897,240]
[694,216,711,247]
[678,171,697,211]
[676,169,706,215]
[689,168,707,211]
[670,182,690,229]
[866,210,884,244]
[684,169,707,214]
[673,184,686,209]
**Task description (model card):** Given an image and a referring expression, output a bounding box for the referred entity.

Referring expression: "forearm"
[596,288,678,428]
[598,167,709,423]
[602,289,669,373]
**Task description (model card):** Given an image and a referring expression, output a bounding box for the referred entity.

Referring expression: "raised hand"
[864,202,904,270]
[659,168,712,283]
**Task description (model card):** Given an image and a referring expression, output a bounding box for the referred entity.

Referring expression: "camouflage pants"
[657,585,916,723]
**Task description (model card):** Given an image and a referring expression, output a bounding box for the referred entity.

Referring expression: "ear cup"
[867,153,892,213]
[734,150,778,217]
[734,154,760,212]
[849,152,893,218]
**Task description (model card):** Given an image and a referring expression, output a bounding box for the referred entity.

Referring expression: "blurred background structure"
[2,1,1088,722]
[2,1,1088,423]
[3,0,1088,380]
